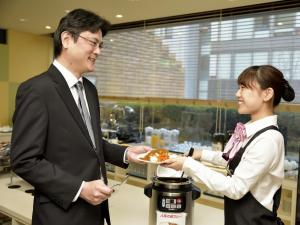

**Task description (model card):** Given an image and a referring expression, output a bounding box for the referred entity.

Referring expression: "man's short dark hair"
[53,8,111,58]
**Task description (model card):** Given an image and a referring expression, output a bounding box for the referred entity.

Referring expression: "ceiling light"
[116,14,123,18]
[19,18,28,22]
[110,39,114,42]
[277,22,283,26]
[45,26,52,30]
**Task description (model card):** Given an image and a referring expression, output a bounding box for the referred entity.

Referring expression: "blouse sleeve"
[201,149,228,167]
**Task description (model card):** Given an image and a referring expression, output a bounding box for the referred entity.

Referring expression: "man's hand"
[126,145,152,164]
[79,180,113,205]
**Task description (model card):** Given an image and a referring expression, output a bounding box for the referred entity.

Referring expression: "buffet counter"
[0,174,32,225]
[0,173,224,225]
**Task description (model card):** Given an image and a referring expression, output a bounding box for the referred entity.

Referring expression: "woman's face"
[235,80,266,118]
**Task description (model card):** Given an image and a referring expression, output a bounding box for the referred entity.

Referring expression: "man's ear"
[263,87,274,102]
[61,31,73,49]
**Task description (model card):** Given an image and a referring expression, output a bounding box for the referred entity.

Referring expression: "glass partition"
[101,99,299,180]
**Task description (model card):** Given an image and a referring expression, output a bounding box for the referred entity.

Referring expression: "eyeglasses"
[78,35,104,49]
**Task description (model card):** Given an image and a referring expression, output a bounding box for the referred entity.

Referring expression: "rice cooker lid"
[152,176,193,191]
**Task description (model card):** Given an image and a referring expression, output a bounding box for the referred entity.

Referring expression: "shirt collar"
[244,115,278,138]
[53,59,83,88]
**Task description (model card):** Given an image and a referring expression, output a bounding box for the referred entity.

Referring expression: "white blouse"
[183,115,284,211]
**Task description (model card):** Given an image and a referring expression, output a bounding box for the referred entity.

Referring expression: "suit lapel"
[47,65,95,149]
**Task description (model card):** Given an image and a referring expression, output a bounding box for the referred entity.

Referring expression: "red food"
[141,149,169,162]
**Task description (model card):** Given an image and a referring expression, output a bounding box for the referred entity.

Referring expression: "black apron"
[224,125,284,225]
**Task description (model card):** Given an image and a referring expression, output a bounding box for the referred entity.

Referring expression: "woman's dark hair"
[238,65,295,106]
[53,8,111,58]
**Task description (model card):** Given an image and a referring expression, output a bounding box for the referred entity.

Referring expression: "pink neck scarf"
[222,122,246,161]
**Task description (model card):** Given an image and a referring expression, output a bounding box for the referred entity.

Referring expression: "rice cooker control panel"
[157,195,186,212]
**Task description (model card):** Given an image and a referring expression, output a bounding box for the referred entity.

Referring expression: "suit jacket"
[11,65,128,225]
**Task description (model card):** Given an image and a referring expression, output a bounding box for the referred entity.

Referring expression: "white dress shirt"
[183,115,284,211]
[53,60,90,115]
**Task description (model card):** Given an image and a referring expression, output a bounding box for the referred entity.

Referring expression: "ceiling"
[0,0,282,35]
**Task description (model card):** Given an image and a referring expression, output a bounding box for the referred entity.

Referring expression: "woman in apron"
[163,65,295,225]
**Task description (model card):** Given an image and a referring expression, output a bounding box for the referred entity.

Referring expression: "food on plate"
[140,149,172,163]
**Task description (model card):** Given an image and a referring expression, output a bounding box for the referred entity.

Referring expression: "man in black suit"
[11,8,151,225]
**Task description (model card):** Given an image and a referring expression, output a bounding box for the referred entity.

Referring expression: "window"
[218,54,231,79]
[236,18,253,39]
[254,16,270,31]
[254,16,270,38]
[234,53,251,78]
[272,51,291,79]
[253,52,268,65]
[293,51,300,79]
[92,6,300,103]
[274,12,295,30]
[220,20,233,41]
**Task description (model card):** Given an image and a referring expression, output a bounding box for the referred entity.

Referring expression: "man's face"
[64,30,103,76]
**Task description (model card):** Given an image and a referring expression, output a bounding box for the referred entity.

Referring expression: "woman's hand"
[162,156,187,171]
[191,149,202,161]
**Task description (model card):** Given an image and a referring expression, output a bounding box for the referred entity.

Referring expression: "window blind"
[90,4,300,103]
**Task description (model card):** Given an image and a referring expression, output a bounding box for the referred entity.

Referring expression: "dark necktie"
[75,81,96,148]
